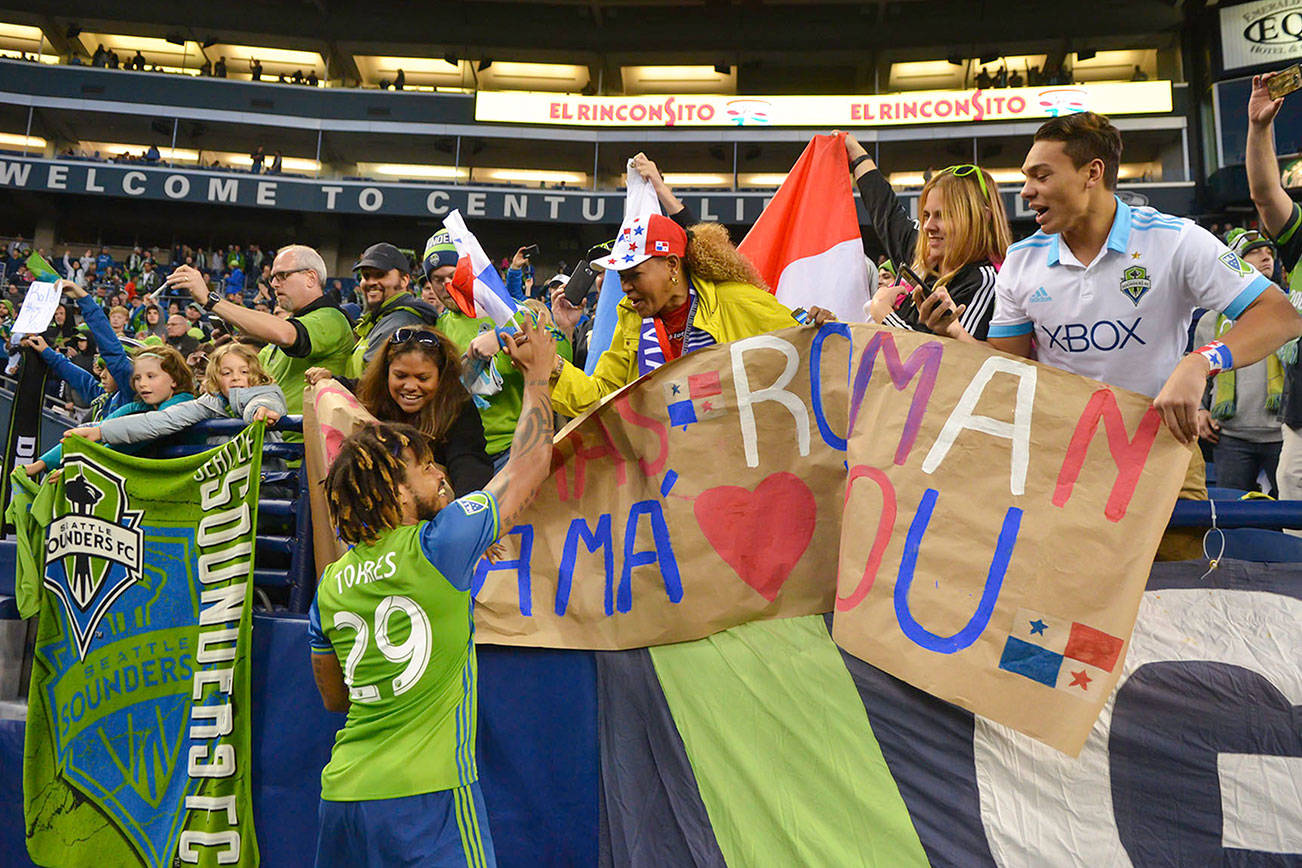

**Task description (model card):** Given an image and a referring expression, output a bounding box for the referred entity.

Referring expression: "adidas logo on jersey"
[1029,287,1052,303]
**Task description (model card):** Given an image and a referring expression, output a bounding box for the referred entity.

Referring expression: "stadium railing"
[157,415,316,612]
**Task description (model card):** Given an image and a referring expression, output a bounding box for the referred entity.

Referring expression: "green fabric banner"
[11,426,264,867]
[650,615,928,867]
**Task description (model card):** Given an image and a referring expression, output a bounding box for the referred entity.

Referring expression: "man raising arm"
[166,244,354,425]
[306,316,555,868]
[1245,71,1302,503]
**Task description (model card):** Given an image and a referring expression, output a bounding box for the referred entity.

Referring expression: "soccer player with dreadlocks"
[307,316,556,868]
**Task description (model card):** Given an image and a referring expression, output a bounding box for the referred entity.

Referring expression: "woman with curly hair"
[548,213,797,416]
[311,327,493,496]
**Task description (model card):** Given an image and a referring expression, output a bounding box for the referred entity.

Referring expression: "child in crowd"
[20,278,138,418]
[23,344,198,477]
[63,342,285,449]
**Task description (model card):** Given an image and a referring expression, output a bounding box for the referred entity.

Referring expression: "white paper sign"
[12,281,61,335]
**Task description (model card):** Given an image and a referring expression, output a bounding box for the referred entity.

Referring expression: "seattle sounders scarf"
[13,427,264,868]
[1211,314,1284,419]
[636,278,717,376]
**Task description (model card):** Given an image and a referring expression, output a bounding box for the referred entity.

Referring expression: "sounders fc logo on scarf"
[42,457,144,659]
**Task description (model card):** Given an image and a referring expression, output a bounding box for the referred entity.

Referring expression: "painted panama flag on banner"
[12,426,264,868]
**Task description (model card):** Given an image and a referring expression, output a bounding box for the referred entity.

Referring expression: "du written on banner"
[9,426,265,868]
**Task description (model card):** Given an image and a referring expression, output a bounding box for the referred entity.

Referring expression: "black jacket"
[856,169,998,341]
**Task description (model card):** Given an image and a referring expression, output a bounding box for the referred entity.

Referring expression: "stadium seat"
[1216,527,1302,562]
[0,543,14,599]
[1207,486,1252,499]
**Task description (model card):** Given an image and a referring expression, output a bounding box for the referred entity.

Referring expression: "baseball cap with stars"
[593,213,688,272]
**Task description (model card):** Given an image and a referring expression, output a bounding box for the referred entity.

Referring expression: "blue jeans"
[1213,434,1281,498]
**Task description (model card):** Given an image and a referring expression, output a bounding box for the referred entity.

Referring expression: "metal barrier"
[1169,498,1302,530]
[158,416,317,612]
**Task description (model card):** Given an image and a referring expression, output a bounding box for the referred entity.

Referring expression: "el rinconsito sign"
[474,82,1173,128]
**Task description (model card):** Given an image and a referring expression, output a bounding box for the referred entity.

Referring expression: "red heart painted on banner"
[694,472,816,601]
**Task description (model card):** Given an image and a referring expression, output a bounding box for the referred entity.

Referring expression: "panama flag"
[661,370,727,429]
[584,159,663,374]
[738,132,870,323]
[997,607,1125,701]
[442,209,521,327]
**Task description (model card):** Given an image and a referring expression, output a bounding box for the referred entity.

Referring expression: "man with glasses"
[345,242,442,377]
[166,244,355,430]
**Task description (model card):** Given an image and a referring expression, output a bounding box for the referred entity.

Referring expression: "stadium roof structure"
[0,0,1184,69]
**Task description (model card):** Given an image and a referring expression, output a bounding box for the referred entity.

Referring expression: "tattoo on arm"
[486,383,554,531]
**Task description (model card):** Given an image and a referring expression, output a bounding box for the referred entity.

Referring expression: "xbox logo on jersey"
[42,457,144,660]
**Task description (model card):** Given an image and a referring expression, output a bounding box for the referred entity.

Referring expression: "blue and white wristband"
[1195,340,1234,376]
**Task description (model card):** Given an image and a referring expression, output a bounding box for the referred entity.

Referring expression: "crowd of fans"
[0,226,571,448]
[6,105,1302,515]
[7,102,1302,863]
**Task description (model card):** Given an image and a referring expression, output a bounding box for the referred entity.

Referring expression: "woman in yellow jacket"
[548,213,798,417]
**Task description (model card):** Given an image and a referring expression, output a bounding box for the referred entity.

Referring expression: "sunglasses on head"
[390,328,441,347]
[389,327,446,362]
[939,164,990,203]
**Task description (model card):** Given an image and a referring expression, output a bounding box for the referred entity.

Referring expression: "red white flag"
[738,132,870,322]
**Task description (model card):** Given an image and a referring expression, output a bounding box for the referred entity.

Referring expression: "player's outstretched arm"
[485,317,557,532]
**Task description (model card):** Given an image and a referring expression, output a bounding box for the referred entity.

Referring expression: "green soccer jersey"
[308,491,500,801]
[259,300,354,422]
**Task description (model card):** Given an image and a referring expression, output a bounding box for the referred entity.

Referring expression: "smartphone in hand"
[897,263,957,330]
[1268,64,1302,100]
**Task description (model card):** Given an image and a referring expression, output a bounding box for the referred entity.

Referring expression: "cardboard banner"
[13,427,264,867]
[302,380,374,578]
[471,325,852,648]
[302,324,1189,750]
[831,327,1188,755]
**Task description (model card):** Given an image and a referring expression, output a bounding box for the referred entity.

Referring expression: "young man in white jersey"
[307,317,556,868]
[922,111,1302,451]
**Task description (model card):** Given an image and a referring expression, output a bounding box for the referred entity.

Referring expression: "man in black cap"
[346,242,442,377]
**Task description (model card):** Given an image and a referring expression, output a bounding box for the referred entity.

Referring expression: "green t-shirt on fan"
[308,491,500,801]
[259,303,355,439]
[437,309,571,456]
